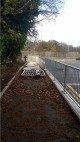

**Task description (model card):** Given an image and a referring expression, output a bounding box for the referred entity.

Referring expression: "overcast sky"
[36,0,80,47]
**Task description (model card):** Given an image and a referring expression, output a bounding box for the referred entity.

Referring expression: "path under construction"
[1,62,80,142]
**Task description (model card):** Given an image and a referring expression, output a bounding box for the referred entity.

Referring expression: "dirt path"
[1,69,80,142]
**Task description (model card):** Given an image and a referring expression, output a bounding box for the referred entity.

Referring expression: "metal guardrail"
[41,57,80,105]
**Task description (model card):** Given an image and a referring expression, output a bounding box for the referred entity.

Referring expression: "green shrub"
[76,58,80,60]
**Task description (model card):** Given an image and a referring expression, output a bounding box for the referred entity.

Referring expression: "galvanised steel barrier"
[41,57,80,104]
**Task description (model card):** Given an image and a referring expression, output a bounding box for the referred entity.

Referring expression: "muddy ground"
[1,66,80,142]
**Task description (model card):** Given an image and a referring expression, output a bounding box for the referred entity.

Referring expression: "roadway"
[55,59,80,69]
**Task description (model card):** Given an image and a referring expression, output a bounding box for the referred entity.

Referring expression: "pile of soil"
[1,68,80,142]
[1,59,25,91]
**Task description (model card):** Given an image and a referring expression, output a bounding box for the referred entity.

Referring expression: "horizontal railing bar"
[45,58,80,70]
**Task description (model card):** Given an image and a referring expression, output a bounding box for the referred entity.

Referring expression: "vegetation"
[76,58,80,60]
[1,0,40,65]
[1,0,64,68]
[24,40,80,53]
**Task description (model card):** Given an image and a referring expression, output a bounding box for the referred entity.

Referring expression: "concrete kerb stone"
[45,68,80,121]
[0,62,27,98]
[36,58,45,70]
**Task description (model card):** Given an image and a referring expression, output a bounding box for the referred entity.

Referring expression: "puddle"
[45,104,57,121]
[44,104,57,130]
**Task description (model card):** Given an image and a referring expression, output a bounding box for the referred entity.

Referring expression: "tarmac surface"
[56,59,80,69]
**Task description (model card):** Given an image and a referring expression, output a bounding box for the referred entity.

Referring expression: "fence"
[21,51,80,59]
[42,58,80,105]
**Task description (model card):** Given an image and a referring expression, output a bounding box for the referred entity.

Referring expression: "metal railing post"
[64,65,67,91]
[54,61,56,81]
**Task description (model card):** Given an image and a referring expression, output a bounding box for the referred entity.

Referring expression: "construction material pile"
[21,62,45,77]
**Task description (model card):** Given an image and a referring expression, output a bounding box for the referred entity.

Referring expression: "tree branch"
[15,0,31,13]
